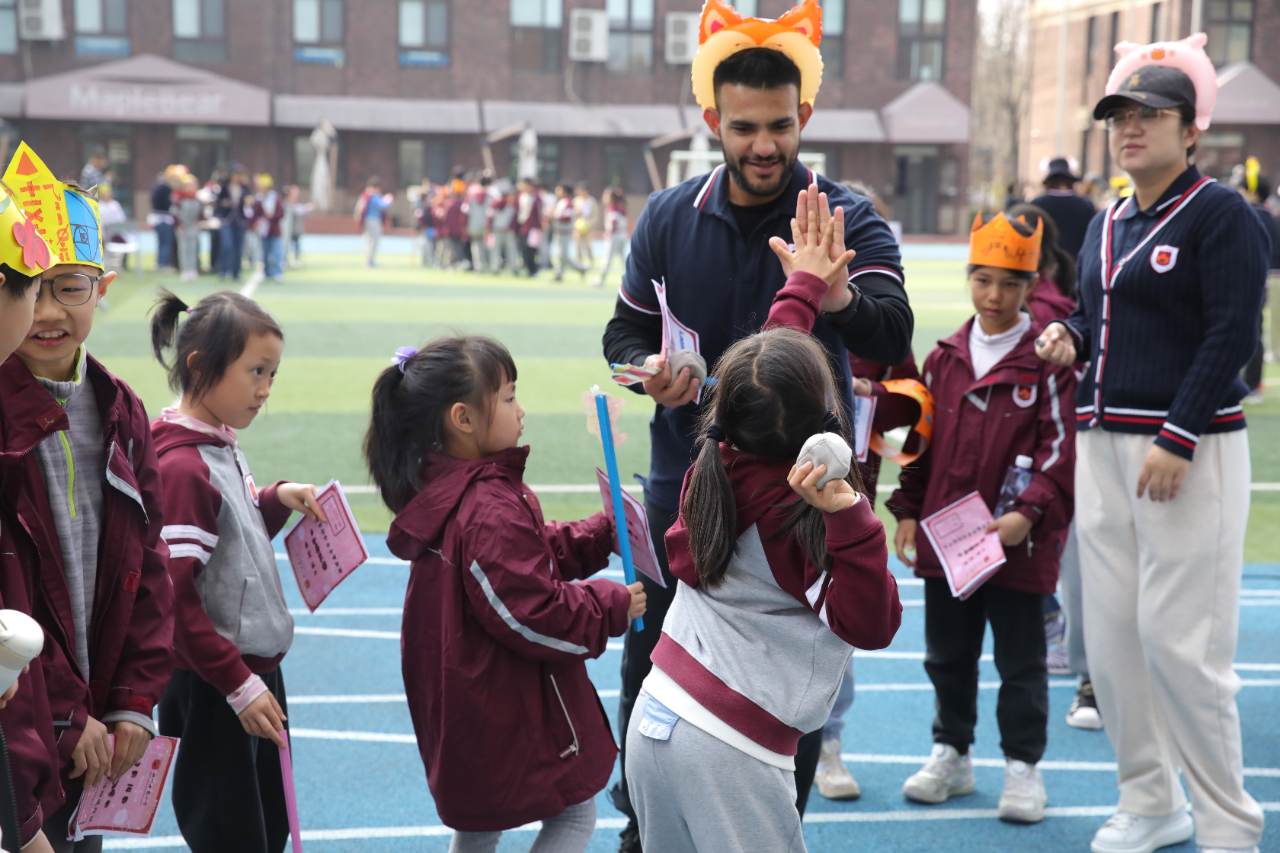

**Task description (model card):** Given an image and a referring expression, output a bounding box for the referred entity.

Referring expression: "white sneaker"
[997,759,1046,823]
[1198,847,1260,853]
[815,738,861,800]
[902,743,975,804]
[1090,810,1194,853]
[1067,680,1104,730]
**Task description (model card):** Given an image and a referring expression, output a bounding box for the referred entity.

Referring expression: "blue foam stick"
[594,391,644,632]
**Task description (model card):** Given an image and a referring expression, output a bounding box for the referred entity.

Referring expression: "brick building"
[1025,0,1280,191]
[0,0,978,233]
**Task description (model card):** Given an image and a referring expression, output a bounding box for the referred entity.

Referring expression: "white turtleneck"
[969,312,1031,380]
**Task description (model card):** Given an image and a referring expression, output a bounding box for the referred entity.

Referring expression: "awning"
[483,101,692,138]
[23,53,270,126]
[1214,63,1280,125]
[274,95,482,133]
[880,82,970,144]
[803,109,886,143]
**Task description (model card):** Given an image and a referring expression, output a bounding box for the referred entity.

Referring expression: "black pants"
[611,502,825,828]
[159,667,290,853]
[521,239,540,275]
[923,577,1049,765]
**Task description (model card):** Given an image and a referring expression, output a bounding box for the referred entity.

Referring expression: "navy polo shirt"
[1063,166,1269,460]
[617,161,909,510]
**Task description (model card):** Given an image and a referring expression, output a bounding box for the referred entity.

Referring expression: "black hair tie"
[706,423,728,444]
[822,411,842,434]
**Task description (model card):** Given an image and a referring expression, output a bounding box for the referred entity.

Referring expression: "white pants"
[1076,430,1263,848]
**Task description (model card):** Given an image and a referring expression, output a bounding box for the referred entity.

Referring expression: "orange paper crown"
[968,212,1042,273]
[691,0,823,111]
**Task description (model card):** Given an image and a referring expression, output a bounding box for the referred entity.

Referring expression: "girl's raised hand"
[238,690,288,748]
[769,202,856,289]
[277,482,329,524]
[787,460,858,513]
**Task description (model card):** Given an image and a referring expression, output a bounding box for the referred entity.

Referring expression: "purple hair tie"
[393,346,418,373]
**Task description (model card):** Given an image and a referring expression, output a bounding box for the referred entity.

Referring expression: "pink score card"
[919,491,1007,600]
[595,468,666,588]
[284,480,371,612]
[73,735,179,839]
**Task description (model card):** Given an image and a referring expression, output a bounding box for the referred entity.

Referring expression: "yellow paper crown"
[3,143,103,270]
[691,0,823,112]
[0,180,59,277]
[969,212,1042,273]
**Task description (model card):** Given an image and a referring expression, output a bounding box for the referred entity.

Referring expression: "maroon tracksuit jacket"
[0,354,174,799]
[888,318,1077,594]
[388,447,632,832]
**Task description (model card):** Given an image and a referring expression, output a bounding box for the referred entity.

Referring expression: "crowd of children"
[0,15,1271,853]
[410,171,628,284]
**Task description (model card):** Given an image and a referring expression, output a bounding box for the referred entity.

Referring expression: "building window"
[896,0,945,82]
[607,0,652,75]
[604,142,649,194]
[399,0,449,66]
[1108,12,1119,69]
[1149,2,1162,42]
[173,0,226,63]
[1084,15,1096,77]
[819,0,843,79]
[295,0,342,43]
[511,0,561,73]
[510,139,559,186]
[76,0,127,34]
[0,0,13,54]
[400,140,425,188]
[1206,0,1252,65]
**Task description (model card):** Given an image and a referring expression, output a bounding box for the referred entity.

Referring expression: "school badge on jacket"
[1013,385,1037,408]
[1150,244,1179,273]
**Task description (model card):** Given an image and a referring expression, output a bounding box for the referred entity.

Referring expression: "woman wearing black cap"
[1038,51,1267,853]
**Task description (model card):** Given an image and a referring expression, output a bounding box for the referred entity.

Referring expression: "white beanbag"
[797,432,852,489]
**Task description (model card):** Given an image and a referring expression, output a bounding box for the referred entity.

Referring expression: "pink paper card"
[279,731,304,853]
[283,480,370,612]
[72,735,178,839]
[920,491,1007,600]
[596,468,666,588]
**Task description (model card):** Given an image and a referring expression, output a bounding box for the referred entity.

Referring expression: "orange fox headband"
[691,0,824,112]
[969,212,1042,273]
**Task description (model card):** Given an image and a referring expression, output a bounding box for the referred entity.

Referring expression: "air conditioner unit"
[568,9,609,63]
[665,12,700,65]
[18,0,65,41]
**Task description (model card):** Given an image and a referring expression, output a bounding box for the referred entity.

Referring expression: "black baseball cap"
[1093,64,1197,120]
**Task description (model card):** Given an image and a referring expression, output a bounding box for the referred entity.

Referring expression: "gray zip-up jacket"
[152,413,296,696]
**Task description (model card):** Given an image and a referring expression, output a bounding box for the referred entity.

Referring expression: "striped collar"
[693,160,818,221]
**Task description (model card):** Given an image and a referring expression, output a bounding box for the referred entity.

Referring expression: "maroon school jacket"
[387,447,632,833]
[0,432,62,844]
[888,318,1077,594]
[1027,276,1077,326]
[0,354,174,771]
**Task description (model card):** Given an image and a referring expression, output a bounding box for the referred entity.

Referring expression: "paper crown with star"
[0,179,59,278]
[2,142,103,271]
[691,0,824,112]
[969,212,1042,273]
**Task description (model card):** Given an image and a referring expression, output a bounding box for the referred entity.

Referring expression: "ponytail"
[681,425,738,588]
[363,335,517,514]
[149,289,189,370]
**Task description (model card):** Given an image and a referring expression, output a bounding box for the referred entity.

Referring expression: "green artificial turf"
[86,252,1280,559]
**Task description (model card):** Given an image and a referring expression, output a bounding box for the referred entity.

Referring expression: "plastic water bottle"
[994,455,1035,518]
[0,610,43,696]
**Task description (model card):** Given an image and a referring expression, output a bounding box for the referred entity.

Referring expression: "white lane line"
[289,695,408,705]
[294,627,401,640]
[239,270,265,299]
[290,608,402,616]
[290,727,417,743]
[101,802,1280,847]
[843,753,1280,779]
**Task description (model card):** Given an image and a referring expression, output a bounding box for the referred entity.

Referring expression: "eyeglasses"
[38,273,102,307]
[1104,106,1181,131]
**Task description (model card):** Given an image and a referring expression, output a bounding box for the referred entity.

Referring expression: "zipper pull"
[559,744,578,759]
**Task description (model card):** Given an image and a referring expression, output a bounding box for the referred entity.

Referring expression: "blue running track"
[102,536,1280,851]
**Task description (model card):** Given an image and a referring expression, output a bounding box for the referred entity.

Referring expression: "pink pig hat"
[1098,33,1218,130]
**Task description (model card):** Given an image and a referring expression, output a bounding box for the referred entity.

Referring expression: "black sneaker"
[617,822,642,853]
[1066,679,1103,730]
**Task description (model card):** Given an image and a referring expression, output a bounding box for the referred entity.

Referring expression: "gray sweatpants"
[447,799,596,853]
[625,691,807,853]
[1057,521,1089,677]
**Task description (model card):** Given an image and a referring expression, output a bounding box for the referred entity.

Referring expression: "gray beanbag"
[667,350,708,384]
[797,432,852,489]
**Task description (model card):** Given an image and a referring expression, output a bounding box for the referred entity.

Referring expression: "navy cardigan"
[1058,166,1269,460]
